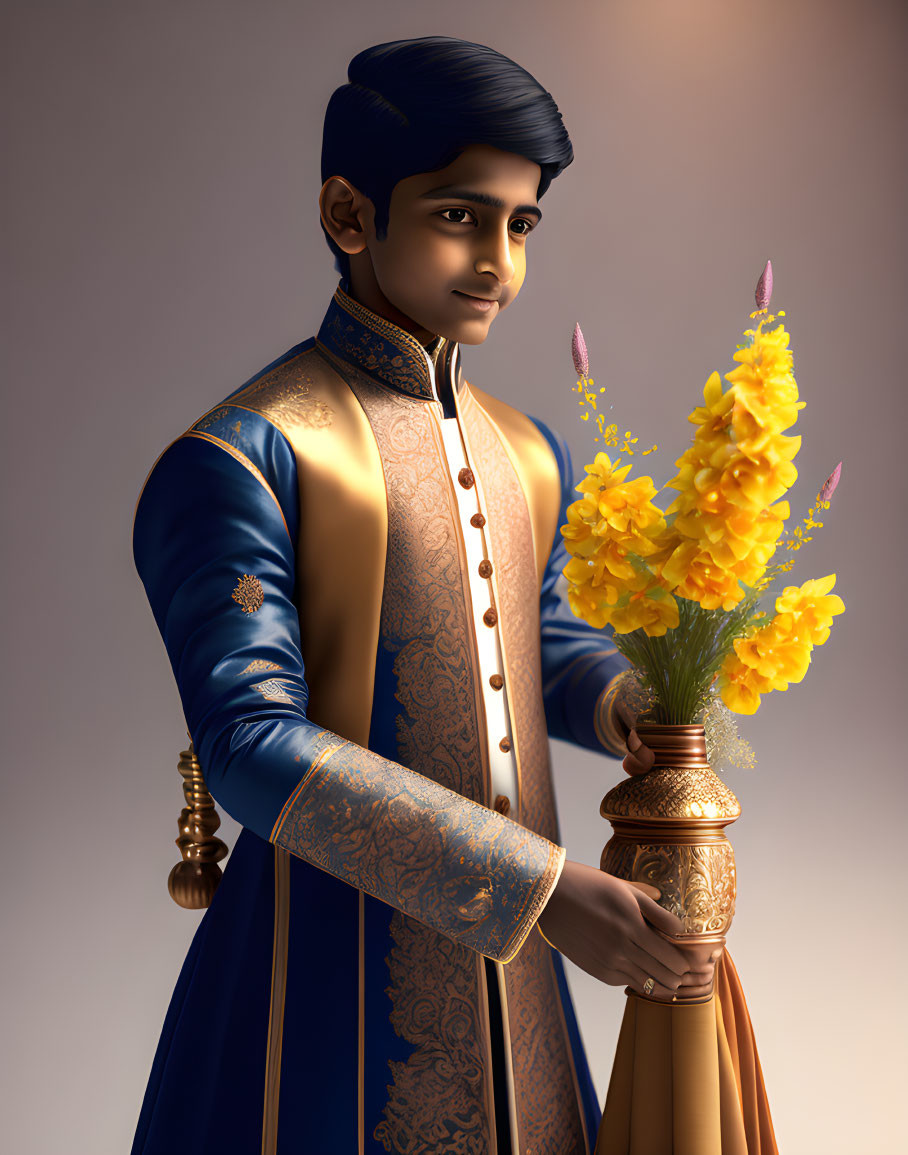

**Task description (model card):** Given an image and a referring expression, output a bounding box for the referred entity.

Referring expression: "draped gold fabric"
[596,951,778,1155]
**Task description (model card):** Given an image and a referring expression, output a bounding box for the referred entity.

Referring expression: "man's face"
[365,145,543,346]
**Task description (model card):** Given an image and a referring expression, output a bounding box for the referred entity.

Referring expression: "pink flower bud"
[819,461,842,503]
[755,259,773,312]
[572,323,589,378]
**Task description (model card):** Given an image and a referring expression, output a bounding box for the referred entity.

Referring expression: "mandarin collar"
[316,282,462,404]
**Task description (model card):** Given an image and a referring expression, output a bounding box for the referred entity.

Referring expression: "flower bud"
[819,461,842,503]
[755,260,773,312]
[572,322,589,378]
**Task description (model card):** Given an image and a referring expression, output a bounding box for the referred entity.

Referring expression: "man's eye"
[439,208,475,225]
[510,218,535,236]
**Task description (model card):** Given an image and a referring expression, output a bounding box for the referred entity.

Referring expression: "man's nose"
[474,225,515,284]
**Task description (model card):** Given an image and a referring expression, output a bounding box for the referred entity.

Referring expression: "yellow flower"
[562,453,669,621]
[659,540,745,610]
[717,574,844,713]
[732,629,811,686]
[726,322,804,443]
[663,318,805,602]
[718,658,772,715]
[773,574,846,646]
[608,585,680,637]
[575,454,666,540]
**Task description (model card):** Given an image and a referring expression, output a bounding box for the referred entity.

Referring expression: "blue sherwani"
[132,284,628,1154]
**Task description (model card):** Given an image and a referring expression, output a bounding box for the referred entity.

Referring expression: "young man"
[132,36,714,1154]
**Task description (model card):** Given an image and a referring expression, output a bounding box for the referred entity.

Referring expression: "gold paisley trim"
[460,384,563,589]
[184,431,290,539]
[261,847,290,1155]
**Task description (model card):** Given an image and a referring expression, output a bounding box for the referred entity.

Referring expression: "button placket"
[435,411,517,818]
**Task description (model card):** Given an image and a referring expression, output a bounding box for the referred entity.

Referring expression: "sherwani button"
[494,794,511,816]
[470,512,486,528]
[499,737,511,753]
[483,608,497,627]
[489,674,504,690]
[458,467,475,489]
[478,560,493,578]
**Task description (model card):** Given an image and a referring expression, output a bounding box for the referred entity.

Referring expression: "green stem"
[611,592,764,725]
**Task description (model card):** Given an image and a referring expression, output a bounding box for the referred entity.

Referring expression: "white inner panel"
[437,414,519,813]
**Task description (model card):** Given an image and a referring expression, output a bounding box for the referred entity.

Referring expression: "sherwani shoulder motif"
[132,284,628,1154]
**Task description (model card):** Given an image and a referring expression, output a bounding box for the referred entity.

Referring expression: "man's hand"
[614,693,654,777]
[537,860,718,1001]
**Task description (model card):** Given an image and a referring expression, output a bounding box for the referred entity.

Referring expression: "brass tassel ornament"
[168,742,228,909]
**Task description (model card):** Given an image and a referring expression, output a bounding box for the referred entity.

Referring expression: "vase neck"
[635,723,709,768]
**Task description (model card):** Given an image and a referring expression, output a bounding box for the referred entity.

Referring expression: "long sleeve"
[529,418,631,759]
[133,421,563,963]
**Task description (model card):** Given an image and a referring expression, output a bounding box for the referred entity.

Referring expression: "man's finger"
[623,963,678,1002]
[630,927,690,978]
[632,890,685,938]
[626,945,685,990]
[626,880,661,903]
[622,752,653,777]
[680,968,715,987]
[622,732,654,776]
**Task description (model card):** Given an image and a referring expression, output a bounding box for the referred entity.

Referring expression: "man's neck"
[346,255,436,347]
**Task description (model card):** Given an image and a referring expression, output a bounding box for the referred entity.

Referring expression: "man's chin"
[435,317,496,346]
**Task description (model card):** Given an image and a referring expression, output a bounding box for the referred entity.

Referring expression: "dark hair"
[320,36,574,276]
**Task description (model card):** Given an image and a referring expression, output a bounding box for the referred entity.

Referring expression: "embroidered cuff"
[271,737,566,964]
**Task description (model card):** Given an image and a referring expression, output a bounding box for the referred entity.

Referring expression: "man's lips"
[453,289,501,311]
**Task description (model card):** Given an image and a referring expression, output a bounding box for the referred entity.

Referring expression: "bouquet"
[563,262,844,736]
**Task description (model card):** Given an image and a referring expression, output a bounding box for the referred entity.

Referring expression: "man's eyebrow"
[419,185,542,222]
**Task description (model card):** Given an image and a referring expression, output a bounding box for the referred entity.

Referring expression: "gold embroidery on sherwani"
[464,384,563,590]
[341,369,495,1153]
[232,574,265,614]
[273,738,560,957]
[326,286,436,400]
[195,405,234,431]
[251,678,295,704]
[459,389,590,1154]
[239,356,335,429]
[240,659,283,675]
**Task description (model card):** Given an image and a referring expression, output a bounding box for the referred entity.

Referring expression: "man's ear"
[319,176,373,256]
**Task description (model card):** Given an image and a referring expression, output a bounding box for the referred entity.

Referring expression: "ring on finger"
[642,976,655,996]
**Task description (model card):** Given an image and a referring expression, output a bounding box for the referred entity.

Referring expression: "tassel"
[167,742,228,909]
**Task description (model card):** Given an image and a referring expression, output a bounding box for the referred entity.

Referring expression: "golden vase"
[600,723,740,1001]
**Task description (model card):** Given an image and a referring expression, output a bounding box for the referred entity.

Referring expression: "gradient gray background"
[3,1,906,1151]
